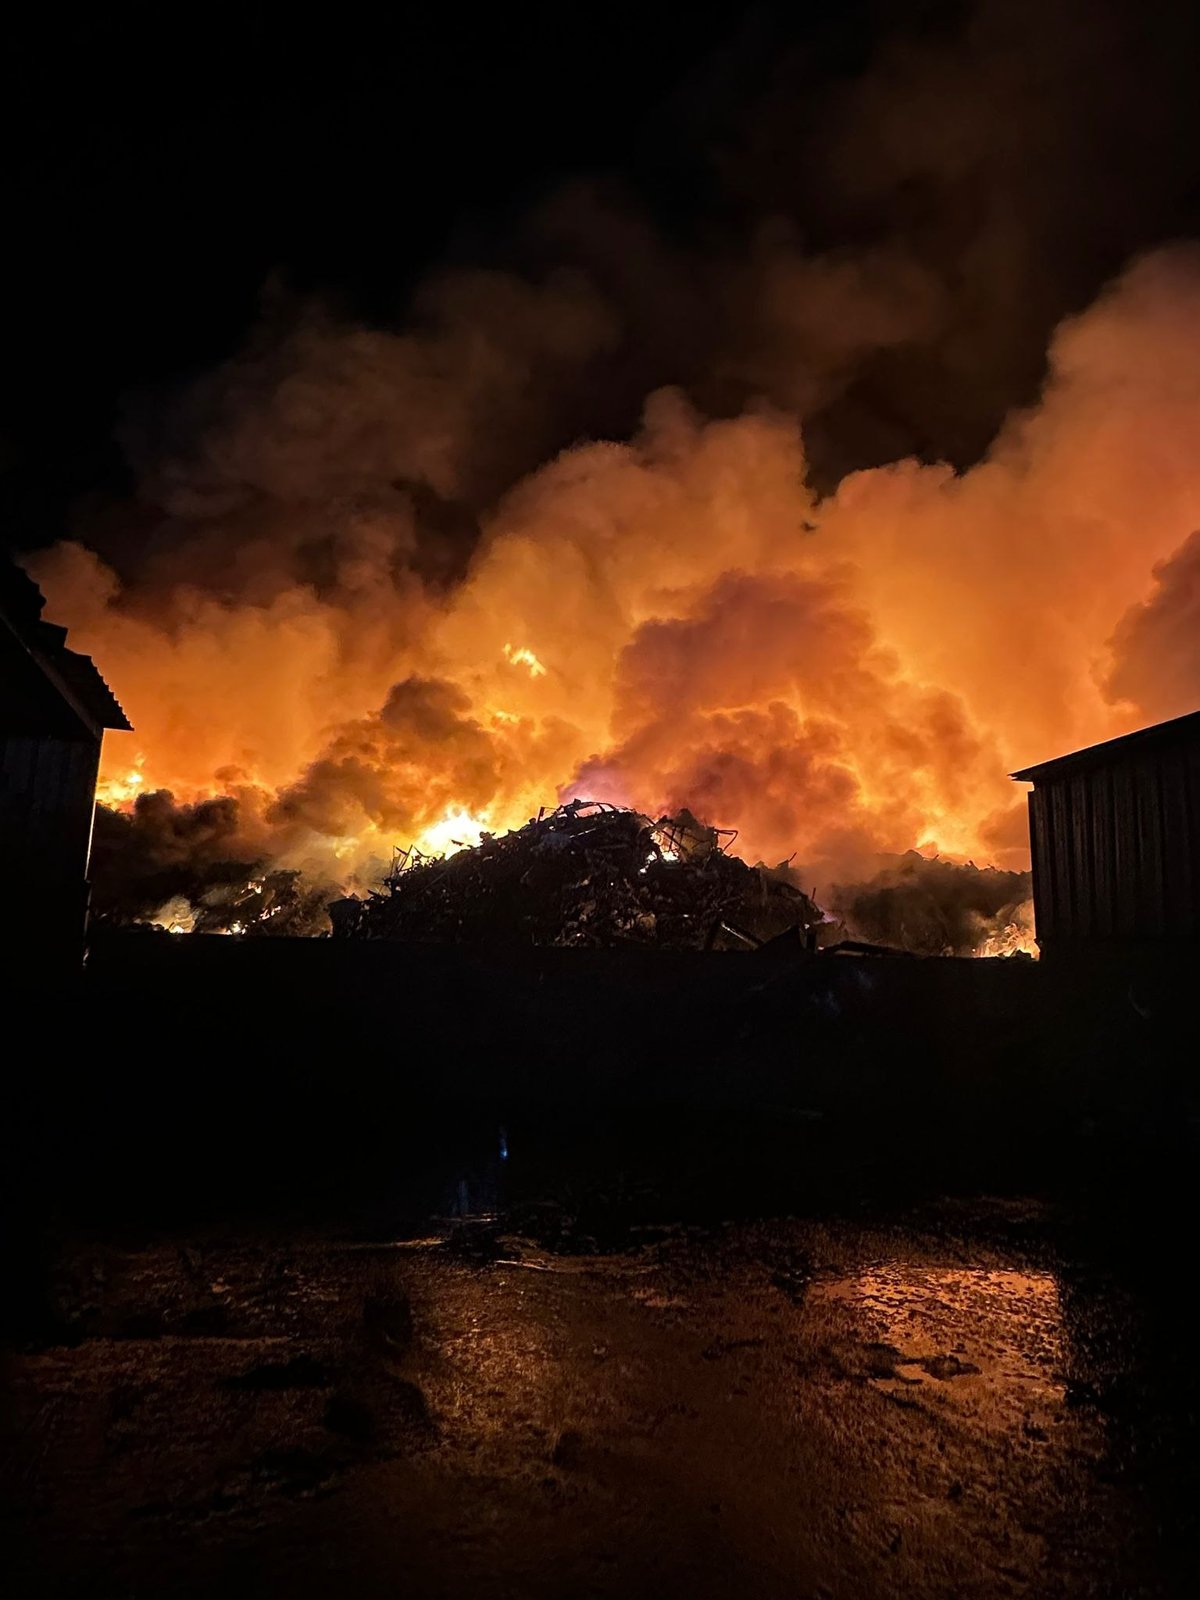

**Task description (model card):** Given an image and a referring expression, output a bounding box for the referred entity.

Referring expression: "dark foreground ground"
[3,938,1198,1597]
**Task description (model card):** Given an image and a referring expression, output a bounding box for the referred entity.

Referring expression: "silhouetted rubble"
[85,795,1031,955]
[332,800,823,951]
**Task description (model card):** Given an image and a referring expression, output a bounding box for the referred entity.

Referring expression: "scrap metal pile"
[331,800,823,951]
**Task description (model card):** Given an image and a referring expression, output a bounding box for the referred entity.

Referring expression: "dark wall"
[8,934,1192,1244]
[1028,738,1200,952]
[0,732,100,960]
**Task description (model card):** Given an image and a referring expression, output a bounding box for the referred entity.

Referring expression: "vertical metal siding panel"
[1066,778,1083,940]
[1068,784,1088,940]
[1025,727,1200,951]
[2,734,99,884]
[1044,786,1061,941]
[46,740,63,819]
[1154,751,1175,931]
[38,740,58,824]
[1111,762,1139,940]
[1090,766,1114,937]
[1068,774,1088,934]
[1134,754,1166,937]
[1156,750,1188,936]
[1123,755,1142,938]
[2,736,34,789]
[1027,788,1052,942]
[1185,744,1200,937]
[1179,750,1196,936]
[70,741,100,866]
[1049,781,1075,941]
[1070,773,1094,938]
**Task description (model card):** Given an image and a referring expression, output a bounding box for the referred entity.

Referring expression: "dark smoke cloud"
[718,0,1200,475]
[268,676,502,841]
[88,794,336,937]
[88,792,254,924]
[128,273,617,513]
[67,0,1199,599]
[23,0,1200,940]
[106,271,617,599]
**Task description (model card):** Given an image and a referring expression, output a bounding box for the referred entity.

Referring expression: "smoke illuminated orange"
[25,249,1200,898]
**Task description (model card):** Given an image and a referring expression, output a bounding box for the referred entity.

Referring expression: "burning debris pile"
[827,853,1034,958]
[85,792,1033,956]
[124,870,335,938]
[87,796,336,938]
[331,800,823,952]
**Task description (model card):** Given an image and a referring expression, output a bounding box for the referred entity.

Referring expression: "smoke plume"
[18,2,1200,942]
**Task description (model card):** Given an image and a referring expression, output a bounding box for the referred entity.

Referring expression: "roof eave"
[1011,707,1200,784]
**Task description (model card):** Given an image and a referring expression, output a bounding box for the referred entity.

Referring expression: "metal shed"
[1,558,131,965]
[1011,710,1200,957]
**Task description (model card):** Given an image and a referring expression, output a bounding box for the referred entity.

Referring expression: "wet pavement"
[3,1201,1187,1598]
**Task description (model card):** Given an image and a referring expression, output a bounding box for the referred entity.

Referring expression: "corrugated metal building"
[1,558,131,965]
[1012,711,1200,957]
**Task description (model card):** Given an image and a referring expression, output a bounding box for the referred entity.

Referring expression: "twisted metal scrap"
[340,801,821,951]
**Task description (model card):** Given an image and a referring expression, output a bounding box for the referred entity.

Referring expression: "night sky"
[6,0,1200,560]
[0,4,839,542]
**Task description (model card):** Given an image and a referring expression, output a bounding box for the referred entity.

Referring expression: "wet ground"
[5,945,1196,1594]
[3,1198,1190,1598]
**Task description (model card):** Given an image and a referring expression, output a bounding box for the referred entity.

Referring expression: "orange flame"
[25,250,1200,897]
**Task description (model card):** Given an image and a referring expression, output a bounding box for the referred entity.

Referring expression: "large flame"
[25,249,1200,900]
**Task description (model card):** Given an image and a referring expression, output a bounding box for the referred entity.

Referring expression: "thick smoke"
[126,272,618,527]
[1106,529,1200,724]
[30,246,1200,923]
[87,792,335,937]
[20,2,1200,942]
[724,0,1200,474]
[826,854,1032,958]
[570,565,995,882]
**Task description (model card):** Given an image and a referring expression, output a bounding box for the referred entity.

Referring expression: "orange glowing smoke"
[26,248,1200,892]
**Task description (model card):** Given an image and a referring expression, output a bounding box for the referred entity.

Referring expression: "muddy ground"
[3,941,1197,1595]
[3,1194,1195,1600]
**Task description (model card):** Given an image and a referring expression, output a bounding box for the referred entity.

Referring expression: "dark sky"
[0,4,834,534]
[4,0,1199,552]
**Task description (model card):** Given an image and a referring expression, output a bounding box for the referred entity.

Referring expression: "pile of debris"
[134,870,335,938]
[87,798,337,938]
[826,852,1034,957]
[331,800,823,952]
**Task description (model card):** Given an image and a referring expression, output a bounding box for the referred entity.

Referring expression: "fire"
[502,643,547,678]
[977,903,1040,959]
[149,895,196,935]
[25,248,1200,903]
[412,808,493,860]
[984,926,1040,959]
[96,754,146,808]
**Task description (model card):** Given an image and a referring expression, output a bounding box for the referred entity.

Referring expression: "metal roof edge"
[1011,708,1200,783]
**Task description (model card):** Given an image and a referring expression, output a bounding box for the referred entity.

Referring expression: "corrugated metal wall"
[1028,740,1200,949]
[1,733,100,882]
